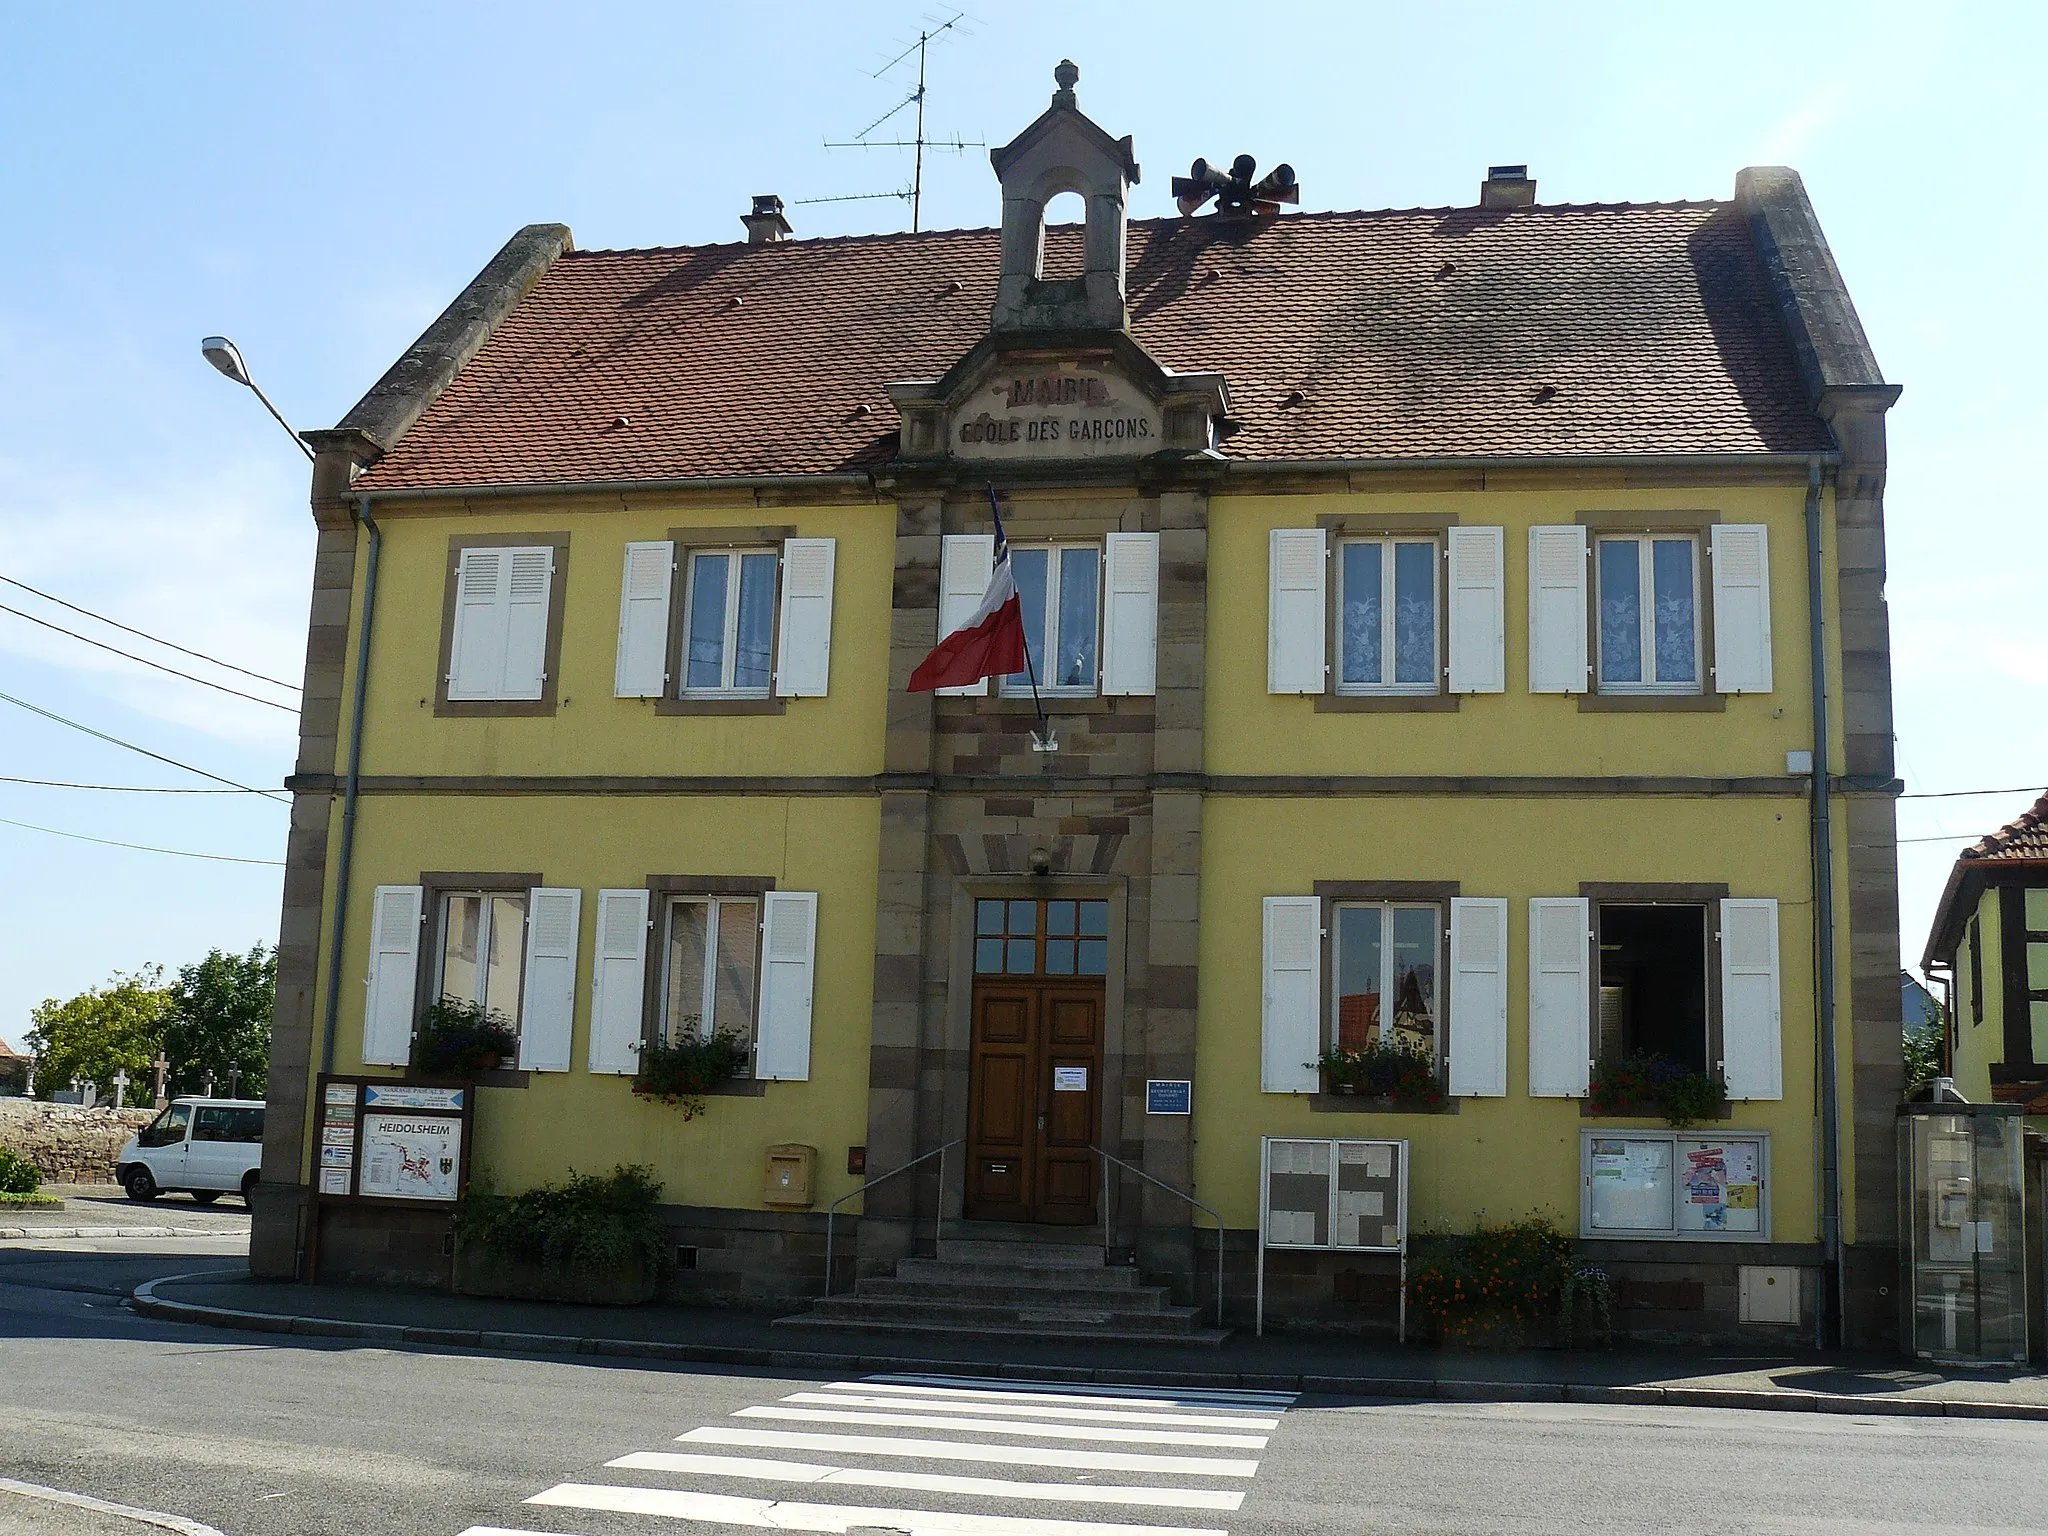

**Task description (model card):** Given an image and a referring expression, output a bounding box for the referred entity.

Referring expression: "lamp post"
[200,337,315,462]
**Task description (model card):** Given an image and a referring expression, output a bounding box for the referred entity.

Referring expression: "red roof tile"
[355,203,1832,492]
[1961,792,2048,863]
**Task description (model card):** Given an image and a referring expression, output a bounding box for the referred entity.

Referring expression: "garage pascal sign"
[953,366,1160,460]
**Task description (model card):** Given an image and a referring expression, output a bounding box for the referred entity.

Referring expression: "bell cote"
[988,61,1139,334]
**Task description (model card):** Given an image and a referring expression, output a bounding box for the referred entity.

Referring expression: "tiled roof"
[1962,792,2048,863]
[354,203,1832,491]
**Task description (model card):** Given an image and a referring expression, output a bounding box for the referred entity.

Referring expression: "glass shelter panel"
[1899,1107,2028,1363]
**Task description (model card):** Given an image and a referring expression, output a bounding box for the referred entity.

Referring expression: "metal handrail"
[822,1138,963,1298]
[1090,1144,1227,1330]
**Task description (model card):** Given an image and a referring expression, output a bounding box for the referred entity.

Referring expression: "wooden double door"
[964,897,1108,1225]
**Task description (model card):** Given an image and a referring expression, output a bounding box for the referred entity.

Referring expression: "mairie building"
[255,63,1906,1347]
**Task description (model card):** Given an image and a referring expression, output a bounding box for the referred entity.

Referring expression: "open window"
[1596,903,1710,1074]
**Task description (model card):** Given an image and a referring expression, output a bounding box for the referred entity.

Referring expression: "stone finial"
[1053,59,1078,109]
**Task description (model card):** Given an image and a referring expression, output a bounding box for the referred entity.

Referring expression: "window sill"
[654,696,786,717]
[475,1068,530,1089]
[1579,1100,1733,1121]
[1578,692,1726,713]
[434,698,558,719]
[1309,1093,1458,1114]
[711,1078,768,1097]
[969,696,1128,716]
[1316,693,1459,714]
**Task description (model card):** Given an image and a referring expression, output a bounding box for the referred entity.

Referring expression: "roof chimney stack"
[742,194,792,244]
[1480,165,1536,210]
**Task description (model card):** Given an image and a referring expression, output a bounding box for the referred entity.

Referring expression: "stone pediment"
[887,332,1228,466]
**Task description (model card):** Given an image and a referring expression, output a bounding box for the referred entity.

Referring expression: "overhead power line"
[0,690,291,804]
[1899,785,2045,800]
[0,814,284,867]
[0,775,282,794]
[0,573,302,693]
[0,601,298,713]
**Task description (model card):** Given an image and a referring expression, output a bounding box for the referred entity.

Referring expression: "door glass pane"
[976,900,1006,935]
[975,938,1005,973]
[1044,939,1076,974]
[666,901,709,1041]
[1008,901,1037,935]
[1007,548,1048,689]
[1393,541,1436,686]
[2028,942,2048,992]
[1651,539,1696,684]
[1390,906,1438,1060]
[686,553,730,690]
[1078,901,1109,936]
[712,899,759,1043]
[734,553,777,691]
[2026,888,2048,932]
[1055,546,1099,689]
[1335,905,1384,1050]
[486,895,525,1026]
[1046,901,1076,937]
[1076,938,1108,975]
[1341,541,1383,686]
[1006,939,1036,973]
[440,895,484,1006]
[1598,540,1642,684]
[161,1104,191,1142]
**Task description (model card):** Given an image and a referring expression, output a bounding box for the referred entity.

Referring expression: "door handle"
[1037,1112,1047,1131]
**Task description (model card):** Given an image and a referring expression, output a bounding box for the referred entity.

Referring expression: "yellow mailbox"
[763,1143,817,1209]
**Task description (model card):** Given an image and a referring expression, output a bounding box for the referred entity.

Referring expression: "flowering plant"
[1588,1052,1727,1129]
[631,1022,750,1119]
[1312,1039,1443,1108]
[1405,1215,1575,1343]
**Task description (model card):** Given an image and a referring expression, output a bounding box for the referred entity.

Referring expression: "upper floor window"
[1597,535,1700,694]
[1005,543,1101,697]
[614,536,837,705]
[440,536,568,715]
[1338,538,1439,695]
[684,549,778,697]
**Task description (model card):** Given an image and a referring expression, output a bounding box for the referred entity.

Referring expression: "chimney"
[1480,165,1536,210]
[741,194,792,244]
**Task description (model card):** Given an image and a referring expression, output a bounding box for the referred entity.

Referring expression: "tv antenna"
[807,12,984,232]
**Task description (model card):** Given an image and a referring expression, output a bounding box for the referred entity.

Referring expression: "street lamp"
[201,336,315,461]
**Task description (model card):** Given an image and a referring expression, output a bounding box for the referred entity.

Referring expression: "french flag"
[908,490,1029,693]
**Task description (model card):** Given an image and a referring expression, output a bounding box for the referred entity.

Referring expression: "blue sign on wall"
[1146,1079,1192,1115]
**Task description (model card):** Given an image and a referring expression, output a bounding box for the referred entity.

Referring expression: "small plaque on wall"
[1146,1080,1192,1115]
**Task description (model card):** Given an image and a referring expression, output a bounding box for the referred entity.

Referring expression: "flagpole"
[988,482,1056,752]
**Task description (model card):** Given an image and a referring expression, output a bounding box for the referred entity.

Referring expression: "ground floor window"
[1597,902,1708,1074]
[661,896,760,1048]
[1582,1130,1768,1239]
[436,891,527,1030]
[1333,902,1439,1063]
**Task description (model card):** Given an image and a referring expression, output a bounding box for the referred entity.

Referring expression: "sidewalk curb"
[127,1274,2048,1424]
[2,1226,231,1240]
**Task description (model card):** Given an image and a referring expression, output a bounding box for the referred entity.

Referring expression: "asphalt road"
[4,1235,2047,1536]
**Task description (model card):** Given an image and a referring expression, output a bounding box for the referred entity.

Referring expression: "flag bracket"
[1030,727,1060,753]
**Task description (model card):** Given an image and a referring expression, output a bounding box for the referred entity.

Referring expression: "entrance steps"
[773,1226,1227,1346]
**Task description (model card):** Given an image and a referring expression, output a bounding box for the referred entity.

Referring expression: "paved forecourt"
[462,1371,1298,1536]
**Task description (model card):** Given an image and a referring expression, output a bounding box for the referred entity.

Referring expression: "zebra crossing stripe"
[853,1376,1296,1411]
[679,1425,1260,1476]
[607,1450,1248,1510]
[736,1406,1268,1448]
[785,1392,1283,1430]
[526,1483,1230,1536]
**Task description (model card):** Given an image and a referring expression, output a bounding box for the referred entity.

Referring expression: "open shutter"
[518,887,581,1073]
[1261,896,1322,1092]
[501,546,553,700]
[1101,531,1160,696]
[1446,527,1506,694]
[614,540,674,697]
[936,534,995,697]
[446,548,508,700]
[1527,526,1588,694]
[774,537,837,698]
[1710,524,1773,694]
[1447,898,1509,1097]
[1528,897,1591,1096]
[1267,528,1326,694]
[1720,898,1783,1099]
[755,891,818,1081]
[362,885,422,1067]
[587,888,648,1075]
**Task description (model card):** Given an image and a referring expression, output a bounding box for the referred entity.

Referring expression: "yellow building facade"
[254,66,1905,1347]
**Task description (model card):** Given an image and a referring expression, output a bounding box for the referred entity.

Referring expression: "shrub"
[454,1164,669,1278]
[1589,1052,1727,1128]
[633,1025,750,1120]
[1406,1215,1575,1342]
[1312,1040,1443,1108]
[415,995,519,1076]
[0,1148,40,1196]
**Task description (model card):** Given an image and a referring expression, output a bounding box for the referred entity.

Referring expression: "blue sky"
[1,1,2041,1045]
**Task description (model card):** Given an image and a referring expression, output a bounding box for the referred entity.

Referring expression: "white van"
[115,1098,265,1204]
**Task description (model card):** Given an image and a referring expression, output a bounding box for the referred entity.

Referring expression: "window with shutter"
[755,891,818,1081]
[660,895,761,1049]
[1596,535,1700,694]
[502,548,553,699]
[587,889,649,1074]
[1528,897,1591,1096]
[1709,524,1773,694]
[1447,898,1509,1097]
[518,888,581,1073]
[774,537,837,698]
[1445,527,1505,694]
[1268,528,1327,694]
[1527,526,1588,694]
[614,541,675,697]
[1004,543,1102,697]
[363,885,423,1067]
[1262,895,1322,1092]
[447,549,509,701]
[1100,531,1158,696]
[445,541,561,705]
[1335,537,1438,695]
[1719,898,1782,1099]
[936,534,995,697]
[682,548,778,696]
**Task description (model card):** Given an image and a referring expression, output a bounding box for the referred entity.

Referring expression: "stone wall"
[0,1099,154,1185]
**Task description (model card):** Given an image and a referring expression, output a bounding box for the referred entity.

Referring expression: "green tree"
[1903,1006,1947,1096]
[165,945,274,1097]
[25,967,171,1100]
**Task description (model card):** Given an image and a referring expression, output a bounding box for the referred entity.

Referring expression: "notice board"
[312,1075,473,1207]
[1261,1137,1408,1253]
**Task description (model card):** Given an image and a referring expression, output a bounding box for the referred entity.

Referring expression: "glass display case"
[1897,1103,2027,1363]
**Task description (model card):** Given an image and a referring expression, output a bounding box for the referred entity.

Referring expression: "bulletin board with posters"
[306,1074,476,1281]
[1257,1137,1409,1338]
[1580,1130,1769,1240]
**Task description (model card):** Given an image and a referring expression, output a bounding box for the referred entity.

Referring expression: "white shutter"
[518,887,581,1073]
[1101,532,1160,696]
[614,540,674,697]
[1261,896,1322,1093]
[362,885,422,1067]
[1720,898,1783,1099]
[501,547,553,700]
[1267,528,1327,694]
[1527,526,1588,694]
[1710,525,1773,694]
[774,537,837,698]
[1447,898,1509,1097]
[587,888,648,1075]
[936,534,995,697]
[446,548,509,700]
[1528,897,1591,1096]
[755,891,818,1081]
[1445,526,1505,694]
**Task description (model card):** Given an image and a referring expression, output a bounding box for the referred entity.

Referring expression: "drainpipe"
[318,494,381,1077]
[1805,459,1843,1350]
